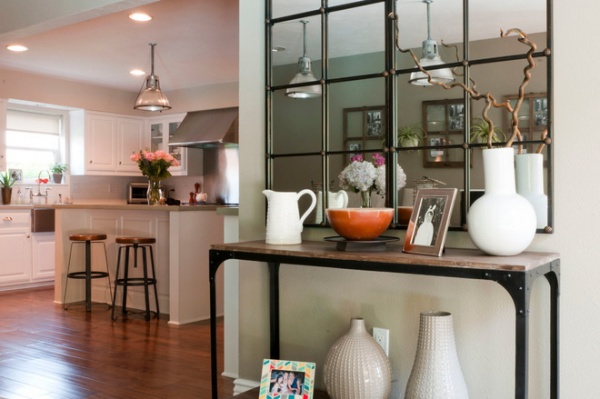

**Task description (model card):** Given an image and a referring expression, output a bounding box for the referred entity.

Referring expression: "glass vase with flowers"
[131,150,180,205]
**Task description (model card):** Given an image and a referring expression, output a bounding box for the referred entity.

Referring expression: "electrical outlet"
[372,327,389,356]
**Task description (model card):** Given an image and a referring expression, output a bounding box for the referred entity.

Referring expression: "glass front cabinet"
[148,113,187,176]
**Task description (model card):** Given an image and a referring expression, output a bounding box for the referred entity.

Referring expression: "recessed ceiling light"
[129,13,152,22]
[7,44,28,52]
[130,69,146,76]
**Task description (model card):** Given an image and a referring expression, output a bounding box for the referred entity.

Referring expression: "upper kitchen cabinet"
[148,113,202,176]
[70,110,149,176]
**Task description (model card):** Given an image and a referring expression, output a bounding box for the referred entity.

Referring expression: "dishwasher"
[31,208,55,232]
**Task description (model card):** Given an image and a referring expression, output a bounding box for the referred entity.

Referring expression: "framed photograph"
[9,169,22,182]
[259,359,316,399]
[403,188,458,256]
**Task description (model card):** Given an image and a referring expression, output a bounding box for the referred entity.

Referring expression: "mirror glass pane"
[469,0,547,59]
[329,77,387,153]
[272,88,322,154]
[328,3,385,79]
[271,15,322,88]
[271,155,323,224]
[271,0,320,19]
[395,0,463,71]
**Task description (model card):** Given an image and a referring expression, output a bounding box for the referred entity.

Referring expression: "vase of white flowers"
[338,153,406,207]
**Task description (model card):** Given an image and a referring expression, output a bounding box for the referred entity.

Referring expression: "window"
[6,108,65,182]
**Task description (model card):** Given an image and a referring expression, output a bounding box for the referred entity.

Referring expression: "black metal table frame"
[209,247,560,399]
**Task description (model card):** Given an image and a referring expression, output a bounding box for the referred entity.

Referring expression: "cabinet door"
[0,232,32,284]
[87,114,117,172]
[117,118,147,173]
[32,233,55,281]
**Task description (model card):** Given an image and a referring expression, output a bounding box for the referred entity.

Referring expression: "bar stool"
[63,233,112,312]
[112,237,160,321]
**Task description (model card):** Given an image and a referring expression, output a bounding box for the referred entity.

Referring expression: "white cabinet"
[70,110,148,175]
[0,210,54,289]
[148,113,202,176]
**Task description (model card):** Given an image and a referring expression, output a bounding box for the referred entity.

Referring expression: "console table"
[209,241,560,399]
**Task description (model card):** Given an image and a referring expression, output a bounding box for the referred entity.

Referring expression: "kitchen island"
[54,203,237,324]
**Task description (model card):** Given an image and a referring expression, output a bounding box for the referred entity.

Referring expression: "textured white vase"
[516,153,548,229]
[467,148,536,256]
[405,311,469,399]
[323,318,392,399]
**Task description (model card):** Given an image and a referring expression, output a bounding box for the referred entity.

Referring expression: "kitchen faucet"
[34,170,52,203]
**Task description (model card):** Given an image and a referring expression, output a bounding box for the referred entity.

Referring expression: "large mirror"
[267,0,552,232]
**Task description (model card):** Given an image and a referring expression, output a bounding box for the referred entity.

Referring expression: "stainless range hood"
[168,107,238,148]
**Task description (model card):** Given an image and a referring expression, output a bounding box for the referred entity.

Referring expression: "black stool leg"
[141,245,151,321]
[148,245,160,317]
[85,240,92,312]
[112,245,124,321]
[122,246,130,315]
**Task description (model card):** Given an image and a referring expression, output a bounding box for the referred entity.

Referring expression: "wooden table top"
[225,387,329,399]
[211,240,559,272]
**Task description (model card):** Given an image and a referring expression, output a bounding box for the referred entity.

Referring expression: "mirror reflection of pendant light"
[409,0,455,86]
[134,43,172,111]
[286,20,322,98]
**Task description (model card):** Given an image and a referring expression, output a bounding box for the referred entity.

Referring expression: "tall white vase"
[323,318,391,399]
[516,153,548,229]
[467,148,536,256]
[405,311,469,399]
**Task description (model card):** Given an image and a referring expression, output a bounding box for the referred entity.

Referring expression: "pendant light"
[134,43,172,111]
[409,0,455,86]
[286,20,322,99]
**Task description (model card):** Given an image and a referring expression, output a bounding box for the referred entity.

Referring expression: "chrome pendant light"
[286,20,322,99]
[134,43,172,111]
[409,0,455,86]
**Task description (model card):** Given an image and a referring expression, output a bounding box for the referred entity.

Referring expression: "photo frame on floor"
[403,188,458,256]
[259,359,316,399]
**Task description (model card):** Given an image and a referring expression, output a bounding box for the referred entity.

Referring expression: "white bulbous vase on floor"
[467,147,536,256]
[405,311,469,399]
[323,318,391,399]
[516,153,548,229]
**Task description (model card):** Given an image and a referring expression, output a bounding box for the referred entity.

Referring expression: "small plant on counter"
[398,123,426,148]
[0,171,16,188]
[50,163,69,174]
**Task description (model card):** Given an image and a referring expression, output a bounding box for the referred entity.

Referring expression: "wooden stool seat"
[112,236,160,321]
[116,237,156,245]
[64,233,111,312]
[69,233,107,242]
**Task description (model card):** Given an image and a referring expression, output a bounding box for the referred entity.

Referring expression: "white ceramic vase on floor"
[467,148,536,256]
[323,318,391,399]
[405,311,469,399]
[516,153,548,229]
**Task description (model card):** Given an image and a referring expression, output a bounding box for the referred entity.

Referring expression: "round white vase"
[467,148,536,256]
[323,318,391,399]
[516,153,548,229]
[405,311,469,399]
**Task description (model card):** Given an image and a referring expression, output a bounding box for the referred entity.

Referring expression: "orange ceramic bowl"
[326,208,394,241]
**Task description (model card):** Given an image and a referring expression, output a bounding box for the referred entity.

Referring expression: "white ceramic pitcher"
[263,189,317,245]
[315,190,349,223]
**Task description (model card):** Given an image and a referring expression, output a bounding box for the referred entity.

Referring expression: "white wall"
[238,0,599,397]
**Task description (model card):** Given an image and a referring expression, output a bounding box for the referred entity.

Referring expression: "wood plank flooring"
[0,288,234,398]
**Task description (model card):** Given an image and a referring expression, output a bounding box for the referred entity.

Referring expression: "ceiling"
[0,0,546,94]
[0,0,239,92]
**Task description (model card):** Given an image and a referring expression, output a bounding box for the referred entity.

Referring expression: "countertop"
[0,203,239,212]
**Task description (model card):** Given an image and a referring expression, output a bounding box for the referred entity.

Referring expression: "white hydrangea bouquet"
[338,153,406,207]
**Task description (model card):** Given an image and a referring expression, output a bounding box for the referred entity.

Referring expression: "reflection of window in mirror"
[503,93,548,155]
[422,99,465,168]
[343,106,385,166]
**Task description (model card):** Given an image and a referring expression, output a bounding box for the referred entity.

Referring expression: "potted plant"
[398,123,426,148]
[469,118,505,145]
[50,163,68,184]
[0,171,16,205]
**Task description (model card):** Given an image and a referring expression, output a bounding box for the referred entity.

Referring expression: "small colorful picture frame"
[259,359,316,399]
[403,188,458,256]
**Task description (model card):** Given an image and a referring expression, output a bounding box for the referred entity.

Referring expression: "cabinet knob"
[89,160,93,164]
[3,217,13,222]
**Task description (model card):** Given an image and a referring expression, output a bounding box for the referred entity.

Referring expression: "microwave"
[128,182,149,204]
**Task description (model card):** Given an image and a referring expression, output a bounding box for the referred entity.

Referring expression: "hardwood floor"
[0,288,234,398]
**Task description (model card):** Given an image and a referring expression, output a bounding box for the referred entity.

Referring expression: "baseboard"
[233,378,260,395]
